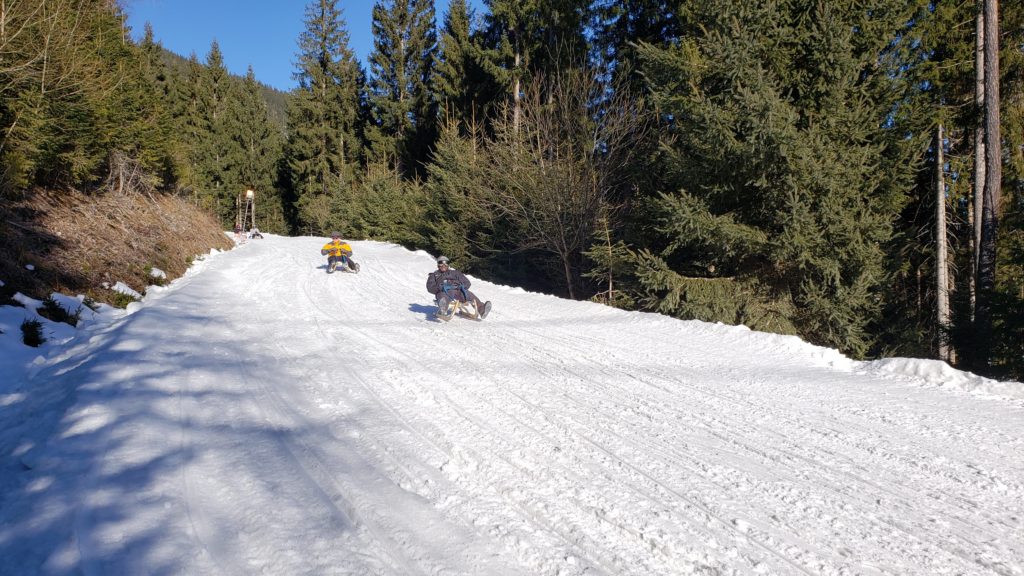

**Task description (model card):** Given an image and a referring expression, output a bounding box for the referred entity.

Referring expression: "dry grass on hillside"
[1,187,232,306]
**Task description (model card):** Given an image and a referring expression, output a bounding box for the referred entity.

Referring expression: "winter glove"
[321,249,328,255]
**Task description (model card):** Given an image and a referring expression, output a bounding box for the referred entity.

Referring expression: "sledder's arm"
[426,272,440,294]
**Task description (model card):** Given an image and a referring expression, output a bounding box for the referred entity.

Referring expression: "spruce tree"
[366,0,438,178]
[179,53,207,201]
[287,0,364,234]
[194,41,236,224]
[880,1,977,363]
[224,67,287,233]
[425,121,491,265]
[481,0,591,118]
[434,0,476,130]
[592,0,679,86]
[0,0,159,192]
[990,2,1024,379]
[135,24,180,186]
[636,0,922,357]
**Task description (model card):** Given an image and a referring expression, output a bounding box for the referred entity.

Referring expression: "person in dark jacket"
[426,255,491,319]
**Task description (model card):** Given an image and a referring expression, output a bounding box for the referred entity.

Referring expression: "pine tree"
[287,0,364,234]
[137,25,197,191]
[592,0,678,87]
[480,0,591,131]
[135,24,180,186]
[224,67,287,233]
[0,0,156,191]
[178,53,207,201]
[193,41,237,224]
[366,0,438,178]
[877,1,984,364]
[425,121,491,265]
[351,162,430,247]
[582,213,637,309]
[636,0,923,357]
[434,0,476,131]
[989,1,1024,379]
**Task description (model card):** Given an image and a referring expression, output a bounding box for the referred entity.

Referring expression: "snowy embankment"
[0,235,1022,576]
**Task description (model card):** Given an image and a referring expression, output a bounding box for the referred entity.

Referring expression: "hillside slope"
[0,188,231,306]
[0,236,1022,575]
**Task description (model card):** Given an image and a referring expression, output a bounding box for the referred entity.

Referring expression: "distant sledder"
[321,232,360,274]
[427,255,491,321]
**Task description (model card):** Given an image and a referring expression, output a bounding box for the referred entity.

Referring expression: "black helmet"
[436,255,450,265]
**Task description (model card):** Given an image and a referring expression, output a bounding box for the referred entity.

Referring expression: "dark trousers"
[328,255,356,270]
[435,290,483,310]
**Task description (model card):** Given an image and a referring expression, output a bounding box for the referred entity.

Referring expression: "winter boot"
[436,298,456,321]
[479,301,492,319]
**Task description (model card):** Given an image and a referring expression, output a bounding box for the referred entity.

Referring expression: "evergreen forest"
[1,0,1023,380]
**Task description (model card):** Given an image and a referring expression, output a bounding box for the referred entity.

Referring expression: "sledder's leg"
[463,290,491,320]
[435,296,456,321]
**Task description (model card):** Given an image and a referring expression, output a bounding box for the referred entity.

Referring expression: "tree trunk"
[513,48,521,134]
[562,251,576,300]
[975,0,1002,369]
[971,1,985,320]
[603,216,614,302]
[935,125,952,363]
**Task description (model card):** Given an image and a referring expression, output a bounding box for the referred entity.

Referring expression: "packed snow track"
[0,236,1022,575]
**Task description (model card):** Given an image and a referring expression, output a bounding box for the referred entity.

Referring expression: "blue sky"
[124,0,486,92]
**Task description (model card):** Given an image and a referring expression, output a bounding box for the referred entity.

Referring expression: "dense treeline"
[1,0,1022,380]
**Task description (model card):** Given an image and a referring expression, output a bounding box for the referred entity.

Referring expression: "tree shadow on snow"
[0,292,359,575]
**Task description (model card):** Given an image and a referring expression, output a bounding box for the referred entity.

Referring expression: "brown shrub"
[0,187,232,305]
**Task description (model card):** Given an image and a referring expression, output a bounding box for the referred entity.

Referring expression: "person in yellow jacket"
[321,232,360,273]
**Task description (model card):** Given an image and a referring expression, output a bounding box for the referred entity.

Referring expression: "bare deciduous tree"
[476,66,652,298]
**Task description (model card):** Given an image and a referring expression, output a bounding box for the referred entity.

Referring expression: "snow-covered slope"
[1,236,1022,575]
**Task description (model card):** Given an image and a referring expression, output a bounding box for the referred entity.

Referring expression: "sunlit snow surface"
[1,235,1022,575]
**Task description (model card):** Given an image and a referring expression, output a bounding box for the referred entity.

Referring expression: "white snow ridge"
[0,235,1021,575]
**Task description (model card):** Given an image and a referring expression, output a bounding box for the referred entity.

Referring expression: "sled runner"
[435,298,482,321]
[327,257,360,274]
[434,282,490,321]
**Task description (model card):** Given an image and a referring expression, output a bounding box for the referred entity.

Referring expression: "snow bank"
[859,357,1024,400]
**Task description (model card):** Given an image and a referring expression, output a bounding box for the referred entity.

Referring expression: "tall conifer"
[482,0,590,121]
[366,0,438,177]
[192,41,236,224]
[592,0,678,88]
[224,67,286,233]
[637,0,921,356]
[434,0,476,130]
[287,0,364,233]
